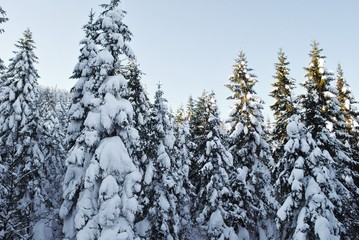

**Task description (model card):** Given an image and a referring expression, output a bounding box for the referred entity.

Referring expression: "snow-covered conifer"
[225,51,277,239]
[67,10,98,147]
[336,64,359,159]
[60,1,141,239]
[189,91,213,195]
[334,64,359,238]
[123,60,151,165]
[270,49,297,161]
[0,29,44,239]
[172,118,194,239]
[194,92,234,239]
[299,42,358,238]
[275,116,342,240]
[137,84,181,239]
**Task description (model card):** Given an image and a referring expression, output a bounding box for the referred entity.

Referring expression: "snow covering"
[276,116,342,240]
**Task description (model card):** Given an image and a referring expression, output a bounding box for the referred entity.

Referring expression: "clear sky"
[0,1,358,119]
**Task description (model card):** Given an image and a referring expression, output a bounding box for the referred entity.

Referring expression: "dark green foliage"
[270,49,296,161]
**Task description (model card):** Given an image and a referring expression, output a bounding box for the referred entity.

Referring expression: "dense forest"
[0,1,358,240]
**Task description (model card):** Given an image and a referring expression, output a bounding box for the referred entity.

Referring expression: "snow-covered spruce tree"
[334,64,359,238]
[123,60,151,165]
[122,60,158,236]
[137,84,181,239]
[35,87,68,239]
[336,64,359,160]
[0,29,44,239]
[299,42,358,238]
[67,9,98,147]
[189,91,212,194]
[275,116,342,240]
[270,49,297,161]
[0,5,8,75]
[172,115,195,239]
[194,92,235,239]
[224,51,277,239]
[60,1,142,239]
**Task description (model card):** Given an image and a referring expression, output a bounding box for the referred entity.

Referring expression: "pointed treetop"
[15,29,37,54]
[226,50,257,99]
[100,0,122,13]
[83,9,96,38]
[154,82,166,104]
[157,81,163,90]
[309,40,325,60]
[302,41,333,94]
[337,64,344,79]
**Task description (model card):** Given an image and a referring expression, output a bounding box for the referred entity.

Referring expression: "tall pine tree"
[270,49,297,161]
[172,115,194,239]
[60,1,141,239]
[137,85,181,239]
[0,29,44,239]
[298,42,358,238]
[194,92,234,239]
[334,64,359,238]
[123,60,151,166]
[67,9,98,147]
[336,64,359,160]
[225,52,277,239]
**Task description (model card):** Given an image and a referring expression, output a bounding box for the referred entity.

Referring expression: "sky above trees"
[0,0,358,117]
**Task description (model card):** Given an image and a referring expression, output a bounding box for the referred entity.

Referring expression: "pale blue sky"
[0,1,358,118]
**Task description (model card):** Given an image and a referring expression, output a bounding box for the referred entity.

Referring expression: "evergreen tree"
[189,91,213,198]
[67,10,98,147]
[35,87,68,239]
[138,85,181,239]
[275,116,342,240]
[0,5,8,75]
[334,64,359,238]
[60,1,141,239]
[0,29,44,239]
[270,49,296,161]
[299,42,346,140]
[123,60,151,165]
[299,42,358,238]
[172,117,194,239]
[122,60,157,237]
[194,92,235,239]
[336,64,359,159]
[225,52,276,239]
